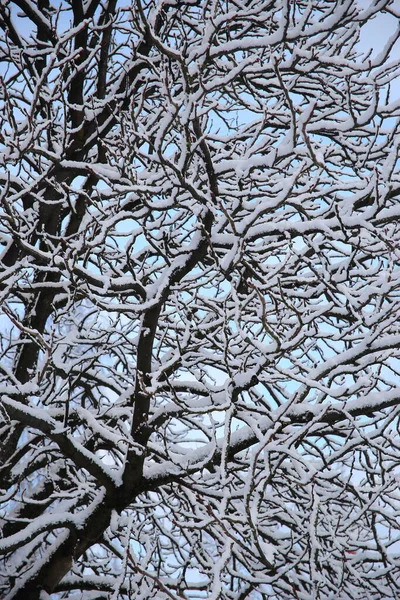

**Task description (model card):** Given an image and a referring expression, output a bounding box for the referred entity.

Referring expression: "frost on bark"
[1,1,400,598]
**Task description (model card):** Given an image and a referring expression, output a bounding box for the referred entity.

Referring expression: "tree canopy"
[1,1,400,598]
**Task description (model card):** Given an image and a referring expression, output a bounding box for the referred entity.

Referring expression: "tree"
[1,0,400,598]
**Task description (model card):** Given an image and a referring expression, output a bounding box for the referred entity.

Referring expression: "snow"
[2,0,400,598]
[0,511,77,554]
